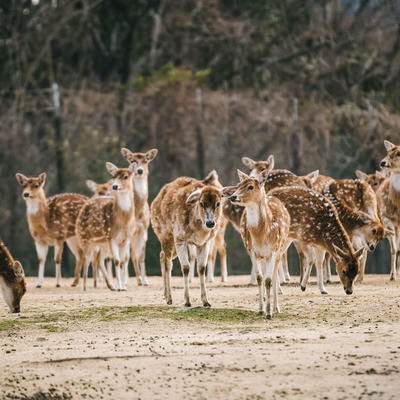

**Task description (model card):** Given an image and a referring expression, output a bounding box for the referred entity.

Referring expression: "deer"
[319,178,384,283]
[150,171,222,308]
[120,147,158,286]
[15,172,88,288]
[268,186,364,295]
[222,168,290,319]
[0,239,26,313]
[75,162,136,291]
[377,140,400,280]
[85,178,114,287]
[355,170,386,193]
[240,154,319,285]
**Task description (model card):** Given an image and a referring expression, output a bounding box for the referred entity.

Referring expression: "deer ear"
[241,157,255,170]
[266,154,275,170]
[237,169,249,182]
[15,173,27,186]
[13,261,25,281]
[354,247,364,258]
[85,180,97,193]
[120,147,132,161]
[203,170,219,186]
[128,162,137,174]
[358,211,373,224]
[38,173,46,187]
[258,168,270,184]
[355,170,367,180]
[106,162,118,177]
[332,244,347,259]
[146,148,158,161]
[186,188,202,204]
[384,140,396,151]
[220,186,236,197]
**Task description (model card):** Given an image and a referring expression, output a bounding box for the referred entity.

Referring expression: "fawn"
[16,172,88,287]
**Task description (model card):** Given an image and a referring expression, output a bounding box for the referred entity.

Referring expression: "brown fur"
[223,169,290,319]
[121,147,158,286]
[76,162,136,291]
[150,172,222,307]
[377,140,400,280]
[269,186,363,295]
[15,172,88,288]
[0,239,26,313]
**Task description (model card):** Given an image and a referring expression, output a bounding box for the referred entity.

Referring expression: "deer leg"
[160,250,173,305]
[54,242,64,287]
[389,235,398,280]
[219,243,228,282]
[66,236,82,287]
[130,240,142,286]
[138,231,149,286]
[264,254,276,320]
[356,249,367,283]
[315,250,328,294]
[35,243,48,288]
[197,243,211,307]
[188,244,196,283]
[97,254,115,291]
[251,254,264,316]
[176,240,191,307]
[281,252,290,282]
[206,240,216,283]
[300,246,315,292]
[273,257,281,314]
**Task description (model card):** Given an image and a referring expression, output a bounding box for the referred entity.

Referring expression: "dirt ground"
[1,273,400,400]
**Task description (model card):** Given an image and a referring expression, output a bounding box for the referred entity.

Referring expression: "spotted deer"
[150,171,222,307]
[241,155,319,284]
[76,162,136,291]
[0,239,26,313]
[377,140,400,280]
[16,172,88,288]
[222,169,290,319]
[269,186,364,295]
[120,147,158,286]
[85,178,113,287]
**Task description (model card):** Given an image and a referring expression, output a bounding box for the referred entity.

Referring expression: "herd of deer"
[0,140,399,320]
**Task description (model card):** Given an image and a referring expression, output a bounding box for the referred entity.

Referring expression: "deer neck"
[25,194,48,217]
[115,190,133,213]
[245,199,270,230]
[133,177,148,207]
[326,223,352,261]
[389,172,400,203]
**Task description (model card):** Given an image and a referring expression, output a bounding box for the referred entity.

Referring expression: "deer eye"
[372,228,377,235]
[248,185,254,190]
[215,201,220,207]
[396,151,400,157]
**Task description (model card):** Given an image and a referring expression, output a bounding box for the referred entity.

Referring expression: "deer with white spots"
[15,172,88,288]
[377,140,400,280]
[318,177,384,283]
[120,147,158,286]
[0,239,26,313]
[150,171,222,307]
[222,168,290,319]
[76,162,136,291]
[269,186,364,295]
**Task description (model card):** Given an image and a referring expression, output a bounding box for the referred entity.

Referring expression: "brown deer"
[0,239,26,313]
[76,162,136,291]
[269,186,364,295]
[377,140,400,280]
[120,147,158,286]
[16,172,88,288]
[150,171,222,307]
[222,169,290,319]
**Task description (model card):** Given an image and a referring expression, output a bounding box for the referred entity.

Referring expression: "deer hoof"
[300,286,306,292]
[266,314,272,320]
[36,285,42,288]
[203,302,211,308]
[321,290,328,295]
[56,284,61,288]
[167,300,172,305]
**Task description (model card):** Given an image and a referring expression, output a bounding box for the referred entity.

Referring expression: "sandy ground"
[1,273,400,400]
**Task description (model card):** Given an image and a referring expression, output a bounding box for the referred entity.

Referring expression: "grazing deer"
[321,178,384,283]
[76,162,136,291]
[222,169,290,319]
[377,140,400,280]
[15,172,88,288]
[269,186,364,295]
[120,147,158,286]
[0,239,26,313]
[150,171,222,307]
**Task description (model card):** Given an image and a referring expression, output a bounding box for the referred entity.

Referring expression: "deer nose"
[137,169,144,175]
[369,244,375,251]
[229,195,238,202]
[23,192,29,198]
[112,185,119,191]
[206,221,215,228]
[345,288,353,295]
[380,160,388,168]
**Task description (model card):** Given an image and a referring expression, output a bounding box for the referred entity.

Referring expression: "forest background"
[1,0,399,278]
